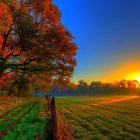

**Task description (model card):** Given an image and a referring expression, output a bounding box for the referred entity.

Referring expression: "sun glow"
[126,73,140,82]
[136,76,140,82]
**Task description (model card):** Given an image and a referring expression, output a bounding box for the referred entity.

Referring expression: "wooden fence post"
[50,97,58,140]
[47,94,51,111]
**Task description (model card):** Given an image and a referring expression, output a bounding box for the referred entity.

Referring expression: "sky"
[53,0,140,84]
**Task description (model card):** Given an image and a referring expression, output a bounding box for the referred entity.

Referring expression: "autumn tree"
[0,0,78,91]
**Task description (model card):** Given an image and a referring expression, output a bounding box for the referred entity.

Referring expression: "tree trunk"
[0,61,5,79]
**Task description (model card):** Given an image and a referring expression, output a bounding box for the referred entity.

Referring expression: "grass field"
[1,95,140,140]
[0,96,50,140]
[56,96,140,140]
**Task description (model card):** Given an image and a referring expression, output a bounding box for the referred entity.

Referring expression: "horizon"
[53,0,140,83]
[70,78,140,85]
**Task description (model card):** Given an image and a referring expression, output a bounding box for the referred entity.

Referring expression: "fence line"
[46,95,59,140]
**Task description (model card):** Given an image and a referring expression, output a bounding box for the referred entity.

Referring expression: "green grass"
[4,103,49,140]
[0,96,34,115]
[0,102,34,131]
[0,96,51,140]
[3,102,50,140]
[56,96,140,140]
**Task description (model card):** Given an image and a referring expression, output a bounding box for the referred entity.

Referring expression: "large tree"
[0,0,78,88]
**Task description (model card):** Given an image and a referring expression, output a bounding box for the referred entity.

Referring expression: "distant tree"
[66,82,78,95]
[113,80,127,88]
[78,80,89,94]
[90,81,103,88]
[120,79,127,88]
[126,80,138,88]
[78,80,88,87]
[102,83,112,88]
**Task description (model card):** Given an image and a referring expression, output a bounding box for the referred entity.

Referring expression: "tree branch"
[2,29,12,51]
[12,67,51,72]
[4,46,24,59]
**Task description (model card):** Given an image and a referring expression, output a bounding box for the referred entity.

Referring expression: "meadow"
[0,95,140,140]
[0,96,50,140]
[56,96,140,140]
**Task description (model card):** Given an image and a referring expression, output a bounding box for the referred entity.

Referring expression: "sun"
[136,76,140,82]
[126,73,140,82]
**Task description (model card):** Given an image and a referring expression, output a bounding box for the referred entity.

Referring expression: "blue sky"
[53,0,140,83]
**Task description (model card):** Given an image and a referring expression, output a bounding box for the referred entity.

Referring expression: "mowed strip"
[0,96,27,115]
[0,101,33,119]
[3,101,50,140]
[56,96,140,140]
[0,102,37,139]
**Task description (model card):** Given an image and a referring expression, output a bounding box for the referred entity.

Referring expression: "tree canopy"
[0,0,78,91]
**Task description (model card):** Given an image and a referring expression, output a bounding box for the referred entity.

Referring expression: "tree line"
[49,80,140,96]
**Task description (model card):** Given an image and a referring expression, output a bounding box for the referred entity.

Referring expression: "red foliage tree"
[0,0,78,89]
